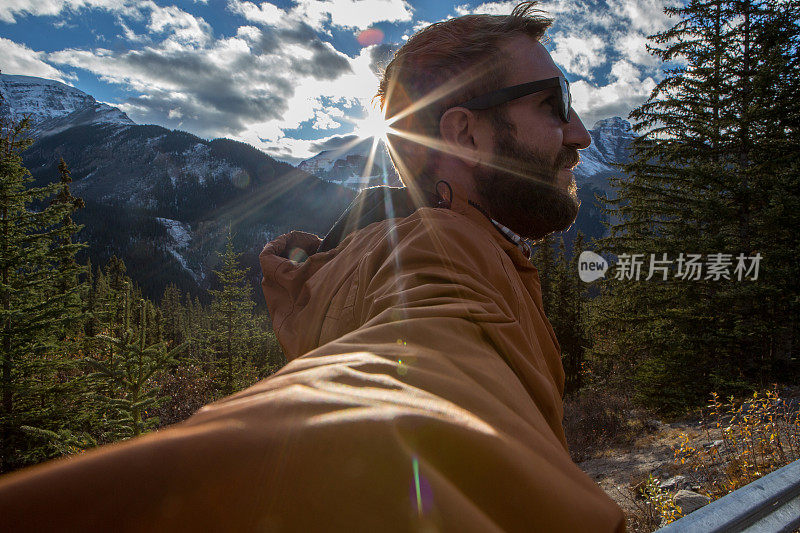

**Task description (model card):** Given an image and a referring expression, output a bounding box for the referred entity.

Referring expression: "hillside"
[3,74,355,300]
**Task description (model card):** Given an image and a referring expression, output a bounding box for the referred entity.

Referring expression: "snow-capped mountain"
[297,137,401,190]
[0,74,133,135]
[574,116,635,191]
[2,73,353,300]
[298,117,634,196]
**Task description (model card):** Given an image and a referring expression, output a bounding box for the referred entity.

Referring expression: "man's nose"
[564,109,591,150]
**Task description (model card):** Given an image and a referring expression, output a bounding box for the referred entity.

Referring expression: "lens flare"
[357,28,384,47]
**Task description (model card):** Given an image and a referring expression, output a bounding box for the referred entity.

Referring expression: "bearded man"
[0,3,625,531]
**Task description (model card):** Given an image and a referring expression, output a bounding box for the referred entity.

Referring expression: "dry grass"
[563,388,648,462]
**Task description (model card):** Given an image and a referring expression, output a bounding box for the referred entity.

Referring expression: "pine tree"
[161,283,186,348]
[49,159,86,339]
[205,232,260,395]
[88,294,185,438]
[559,233,588,395]
[0,105,88,470]
[531,233,557,316]
[595,0,800,412]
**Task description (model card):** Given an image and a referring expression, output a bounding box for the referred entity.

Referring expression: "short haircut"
[376,2,552,189]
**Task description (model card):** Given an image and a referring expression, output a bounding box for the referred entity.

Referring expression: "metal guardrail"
[656,459,800,533]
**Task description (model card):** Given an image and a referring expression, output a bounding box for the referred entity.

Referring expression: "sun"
[352,102,390,142]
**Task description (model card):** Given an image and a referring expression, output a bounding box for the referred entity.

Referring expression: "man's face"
[473,36,591,240]
[475,114,581,240]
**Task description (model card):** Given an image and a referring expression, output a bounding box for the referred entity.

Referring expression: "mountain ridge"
[0,74,134,136]
[3,74,355,301]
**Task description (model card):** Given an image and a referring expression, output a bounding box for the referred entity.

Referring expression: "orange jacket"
[0,185,625,532]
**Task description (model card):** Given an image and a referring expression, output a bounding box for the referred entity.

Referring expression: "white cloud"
[229,0,414,32]
[0,0,137,24]
[46,23,387,160]
[607,0,676,33]
[119,19,149,42]
[454,2,517,16]
[612,31,659,67]
[572,60,656,128]
[311,109,340,130]
[227,0,286,27]
[148,5,213,45]
[235,25,262,41]
[0,37,68,81]
[550,33,606,77]
[301,0,414,31]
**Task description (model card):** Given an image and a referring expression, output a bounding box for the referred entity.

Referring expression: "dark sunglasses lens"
[561,79,571,122]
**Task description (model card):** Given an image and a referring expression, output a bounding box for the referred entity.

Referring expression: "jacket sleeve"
[0,209,625,533]
[280,207,626,532]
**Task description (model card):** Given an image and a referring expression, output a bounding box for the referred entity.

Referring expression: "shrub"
[563,388,643,462]
[674,387,800,498]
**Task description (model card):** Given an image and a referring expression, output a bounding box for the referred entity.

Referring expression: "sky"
[0,0,679,164]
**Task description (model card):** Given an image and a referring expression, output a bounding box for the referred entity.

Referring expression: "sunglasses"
[454,76,571,123]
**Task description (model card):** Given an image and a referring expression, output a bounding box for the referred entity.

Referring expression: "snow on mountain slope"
[573,117,635,191]
[298,137,401,190]
[0,74,133,134]
[156,217,200,280]
[298,117,634,195]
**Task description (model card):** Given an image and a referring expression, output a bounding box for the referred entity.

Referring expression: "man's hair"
[376,2,552,189]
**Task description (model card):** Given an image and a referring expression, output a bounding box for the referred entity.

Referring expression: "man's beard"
[474,117,581,241]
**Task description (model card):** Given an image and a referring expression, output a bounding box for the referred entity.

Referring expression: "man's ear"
[439,107,490,167]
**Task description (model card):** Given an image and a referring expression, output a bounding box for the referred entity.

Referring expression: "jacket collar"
[318,181,534,265]
[318,185,437,253]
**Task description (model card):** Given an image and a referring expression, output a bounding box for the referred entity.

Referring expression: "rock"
[674,490,711,514]
[645,419,663,431]
[704,439,724,449]
[660,475,687,492]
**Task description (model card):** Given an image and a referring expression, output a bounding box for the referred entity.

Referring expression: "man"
[0,3,625,531]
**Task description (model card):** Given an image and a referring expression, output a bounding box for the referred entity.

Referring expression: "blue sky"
[0,0,677,163]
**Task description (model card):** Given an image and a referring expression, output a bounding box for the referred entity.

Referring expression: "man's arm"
[0,208,624,532]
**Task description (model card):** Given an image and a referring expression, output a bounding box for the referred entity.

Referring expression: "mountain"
[298,117,635,246]
[574,116,635,192]
[298,137,402,189]
[3,74,355,301]
[561,116,634,248]
[0,74,133,136]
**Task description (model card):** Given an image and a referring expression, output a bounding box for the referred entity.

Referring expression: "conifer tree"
[88,294,185,438]
[50,159,86,339]
[531,233,557,315]
[205,232,260,395]
[0,106,87,470]
[161,283,186,348]
[557,233,588,395]
[595,0,799,411]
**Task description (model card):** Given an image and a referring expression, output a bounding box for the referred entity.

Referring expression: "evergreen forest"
[535,0,799,414]
[0,115,284,471]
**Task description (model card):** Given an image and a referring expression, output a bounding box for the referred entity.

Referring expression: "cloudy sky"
[0,0,677,163]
